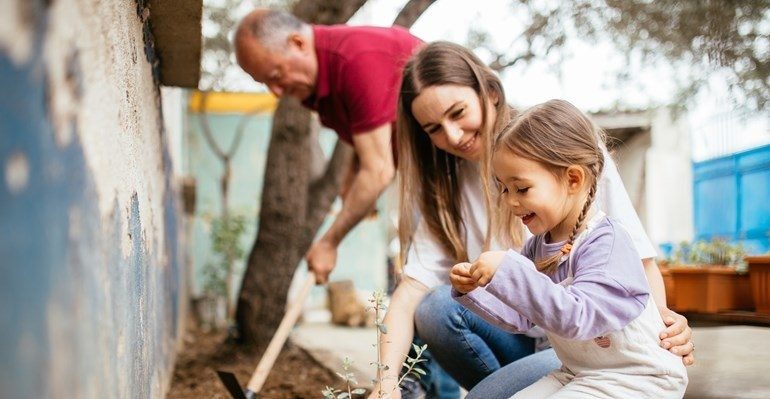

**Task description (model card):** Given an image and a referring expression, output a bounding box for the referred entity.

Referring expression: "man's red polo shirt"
[302,25,423,151]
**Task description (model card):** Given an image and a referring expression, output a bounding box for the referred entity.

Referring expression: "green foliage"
[323,357,367,399]
[398,344,428,386]
[471,0,770,111]
[669,237,748,272]
[211,215,247,259]
[321,290,427,399]
[202,214,248,297]
[202,260,228,298]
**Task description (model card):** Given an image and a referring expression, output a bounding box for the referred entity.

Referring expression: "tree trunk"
[235,0,436,349]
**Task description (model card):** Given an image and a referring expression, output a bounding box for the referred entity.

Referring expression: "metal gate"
[693,144,770,253]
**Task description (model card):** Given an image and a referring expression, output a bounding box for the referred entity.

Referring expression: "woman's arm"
[643,257,695,366]
[368,277,429,398]
[644,257,667,307]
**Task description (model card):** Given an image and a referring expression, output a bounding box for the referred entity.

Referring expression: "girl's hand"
[658,307,695,366]
[450,262,476,294]
[469,251,507,287]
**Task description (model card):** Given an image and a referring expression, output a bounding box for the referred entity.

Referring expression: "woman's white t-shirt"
[402,152,657,289]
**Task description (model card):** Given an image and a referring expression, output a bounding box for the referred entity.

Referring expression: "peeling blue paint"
[0,6,183,399]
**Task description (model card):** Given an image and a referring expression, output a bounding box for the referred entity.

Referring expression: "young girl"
[450,99,688,398]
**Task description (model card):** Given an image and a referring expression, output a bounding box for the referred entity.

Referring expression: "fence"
[693,144,770,254]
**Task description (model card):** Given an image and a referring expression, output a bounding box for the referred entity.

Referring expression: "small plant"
[668,238,748,273]
[321,290,427,399]
[322,357,367,399]
[397,343,428,388]
[201,214,247,322]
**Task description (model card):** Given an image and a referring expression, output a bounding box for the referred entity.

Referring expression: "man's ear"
[288,32,308,52]
[565,165,586,194]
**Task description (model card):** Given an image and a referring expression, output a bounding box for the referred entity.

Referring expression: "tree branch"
[393,0,437,28]
[196,92,227,160]
[292,0,368,24]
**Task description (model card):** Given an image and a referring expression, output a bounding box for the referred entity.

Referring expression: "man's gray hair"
[244,10,311,50]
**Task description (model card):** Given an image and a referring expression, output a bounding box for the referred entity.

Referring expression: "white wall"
[646,109,694,249]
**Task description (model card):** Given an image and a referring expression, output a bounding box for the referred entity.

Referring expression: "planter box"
[668,266,753,313]
[747,256,770,314]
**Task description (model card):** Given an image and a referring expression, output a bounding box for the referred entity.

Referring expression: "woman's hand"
[658,307,695,366]
[469,250,507,287]
[450,262,476,294]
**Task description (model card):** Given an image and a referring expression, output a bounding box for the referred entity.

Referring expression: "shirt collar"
[303,25,330,109]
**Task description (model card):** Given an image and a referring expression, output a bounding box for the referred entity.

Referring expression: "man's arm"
[644,257,667,307]
[306,123,395,283]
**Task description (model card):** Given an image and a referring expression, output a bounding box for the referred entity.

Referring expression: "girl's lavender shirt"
[453,217,650,340]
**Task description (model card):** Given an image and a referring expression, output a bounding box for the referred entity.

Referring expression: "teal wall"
[184,108,390,309]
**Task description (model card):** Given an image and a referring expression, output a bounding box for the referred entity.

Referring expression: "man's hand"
[306,239,337,284]
[469,251,507,287]
[658,307,695,366]
[450,262,477,294]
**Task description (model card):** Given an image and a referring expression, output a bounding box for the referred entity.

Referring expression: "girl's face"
[492,149,585,242]
[410,84,496,162]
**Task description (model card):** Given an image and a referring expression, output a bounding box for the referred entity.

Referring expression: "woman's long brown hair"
[397,41,523,268]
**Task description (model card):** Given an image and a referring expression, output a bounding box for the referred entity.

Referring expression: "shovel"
[217,274,316,399]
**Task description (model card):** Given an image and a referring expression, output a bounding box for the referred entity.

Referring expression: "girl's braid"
[537,161,600,275]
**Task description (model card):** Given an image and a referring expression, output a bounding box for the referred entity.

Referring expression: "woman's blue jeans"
[414,285,561,398]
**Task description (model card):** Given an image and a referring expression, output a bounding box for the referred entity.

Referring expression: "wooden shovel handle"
[245,274,316,393]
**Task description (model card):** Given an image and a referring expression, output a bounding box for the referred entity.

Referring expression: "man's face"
[237,36,316,101]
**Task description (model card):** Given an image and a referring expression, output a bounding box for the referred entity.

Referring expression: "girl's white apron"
[513,212,688,399]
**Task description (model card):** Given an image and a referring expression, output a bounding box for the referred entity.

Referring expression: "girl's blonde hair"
[397,41,524,268]
[493,99,606,274]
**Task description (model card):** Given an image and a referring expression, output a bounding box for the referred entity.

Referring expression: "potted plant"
[746,255,770,314]
[665,239,753,313]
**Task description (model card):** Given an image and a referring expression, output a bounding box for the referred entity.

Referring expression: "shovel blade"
[216,370,250,399]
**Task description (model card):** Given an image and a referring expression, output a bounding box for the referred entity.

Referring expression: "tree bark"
[393,0,437,28]
[292,0,368,24]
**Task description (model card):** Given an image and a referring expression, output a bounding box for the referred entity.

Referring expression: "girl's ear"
[565,165,585,194]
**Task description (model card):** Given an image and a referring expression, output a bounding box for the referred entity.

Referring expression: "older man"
[234,10,422,285]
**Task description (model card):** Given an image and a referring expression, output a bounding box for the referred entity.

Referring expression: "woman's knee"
[414,285,466,338]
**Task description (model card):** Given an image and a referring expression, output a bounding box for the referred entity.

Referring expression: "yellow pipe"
[189,91,278,114]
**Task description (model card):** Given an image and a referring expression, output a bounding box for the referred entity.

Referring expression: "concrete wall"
[645,109,694,249]
[601,108,694,255]
[612,130,652,231]
[0,1,185,398]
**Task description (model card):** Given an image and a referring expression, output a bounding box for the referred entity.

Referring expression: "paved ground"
[292,322,770,398]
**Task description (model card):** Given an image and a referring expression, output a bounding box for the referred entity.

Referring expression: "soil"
[168,328,340,399]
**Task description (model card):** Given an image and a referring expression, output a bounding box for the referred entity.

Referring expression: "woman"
[369,42,694,399]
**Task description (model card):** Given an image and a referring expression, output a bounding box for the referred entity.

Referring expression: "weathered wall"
[0,1,184,398]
